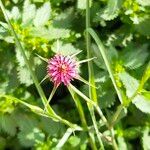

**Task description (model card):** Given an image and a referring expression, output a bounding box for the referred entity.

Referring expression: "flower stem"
[88,104,105,150]
[68,86,98,150]
[44,86,58,111]
[110,128,118,150]
[69,84,109,126]
[86,1,105,149]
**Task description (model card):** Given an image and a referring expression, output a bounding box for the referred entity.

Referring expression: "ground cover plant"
[0,0,150,149]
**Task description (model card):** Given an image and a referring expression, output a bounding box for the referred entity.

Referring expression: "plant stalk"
[68,86,98,150]
[86,0,105,149]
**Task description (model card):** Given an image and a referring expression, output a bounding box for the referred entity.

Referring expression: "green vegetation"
[0,0,150,149]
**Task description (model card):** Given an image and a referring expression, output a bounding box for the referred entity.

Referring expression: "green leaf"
[33,2,51,27]
[0,22,13,43]
[91,44,106,70]
[56,128,73,148]
[123,127,142,140]
[122,45,149,69]
[0,114,17,136]
[98,90,116,109]
[18,127,45,147]
[31,26,70,40]
[100,0,123,21]
[141,90,150,100]
[0,96,17,114]
[133,95,150,114]
[16,47,31,67]
[77,0,92,9]
[139,62,150,90]
[22,0,36,26]
[119,72,139,97]
[40,117,62,136]
[17,66,33,86]
[53,8,74,29]
[68,136,81,147]
[137,0,150,6]
[52,41,80,56]
[135,18,150,36]
[142,127,150,150]
[11,6,20,20]
[117,136,128,150]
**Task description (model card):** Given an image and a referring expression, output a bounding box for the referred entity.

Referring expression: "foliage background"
[0,0,150,149]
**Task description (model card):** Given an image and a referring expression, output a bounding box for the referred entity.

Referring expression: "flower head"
[47,54,79,86]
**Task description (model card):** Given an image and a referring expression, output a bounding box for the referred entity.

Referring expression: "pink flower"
[37,52,96,106]
[47,55,79,86]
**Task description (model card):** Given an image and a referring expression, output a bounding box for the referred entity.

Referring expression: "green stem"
[69,86,105,149]
[86,28,119,150]
[86,0,97,103]
[69,84,109,128]
[56,128,73,148]
[111,104,124,128]
[44,86,58,111]
[87,28,123,104]
[68,86,98,150]
[88,104,105,150]
[68,87,88,129]
[110,128,118,150]
[86,1,105,149]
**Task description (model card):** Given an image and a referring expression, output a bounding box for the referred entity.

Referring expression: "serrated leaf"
[33,2,51,27]
[119,72,139,97]
[0,23,14,43]
[0,114,17,136]
[98,90,116,109]
[17,66,33,86]
[117,137,128,150]
[53,8,74,29]
[122,45,149,69]
[40,117,62,136]
[142,127,150,150]
[91,44,106,69]
[100,0,123,21]
[77,0,92,9]
[137,0,150,6]
[22,0,36,26]
[133,95,150,114]
[11,6,20,20]
[135,18,150,36]
[52,41,80,56]
[18,127,45,147]
[16,47,30,67]
[31,26,70,40]
[16,114,45,147]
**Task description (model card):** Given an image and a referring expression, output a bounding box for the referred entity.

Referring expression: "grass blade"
[87,28,123,104]
[56,128,73,148]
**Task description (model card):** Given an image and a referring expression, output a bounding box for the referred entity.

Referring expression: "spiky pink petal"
[47,55,79,86]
